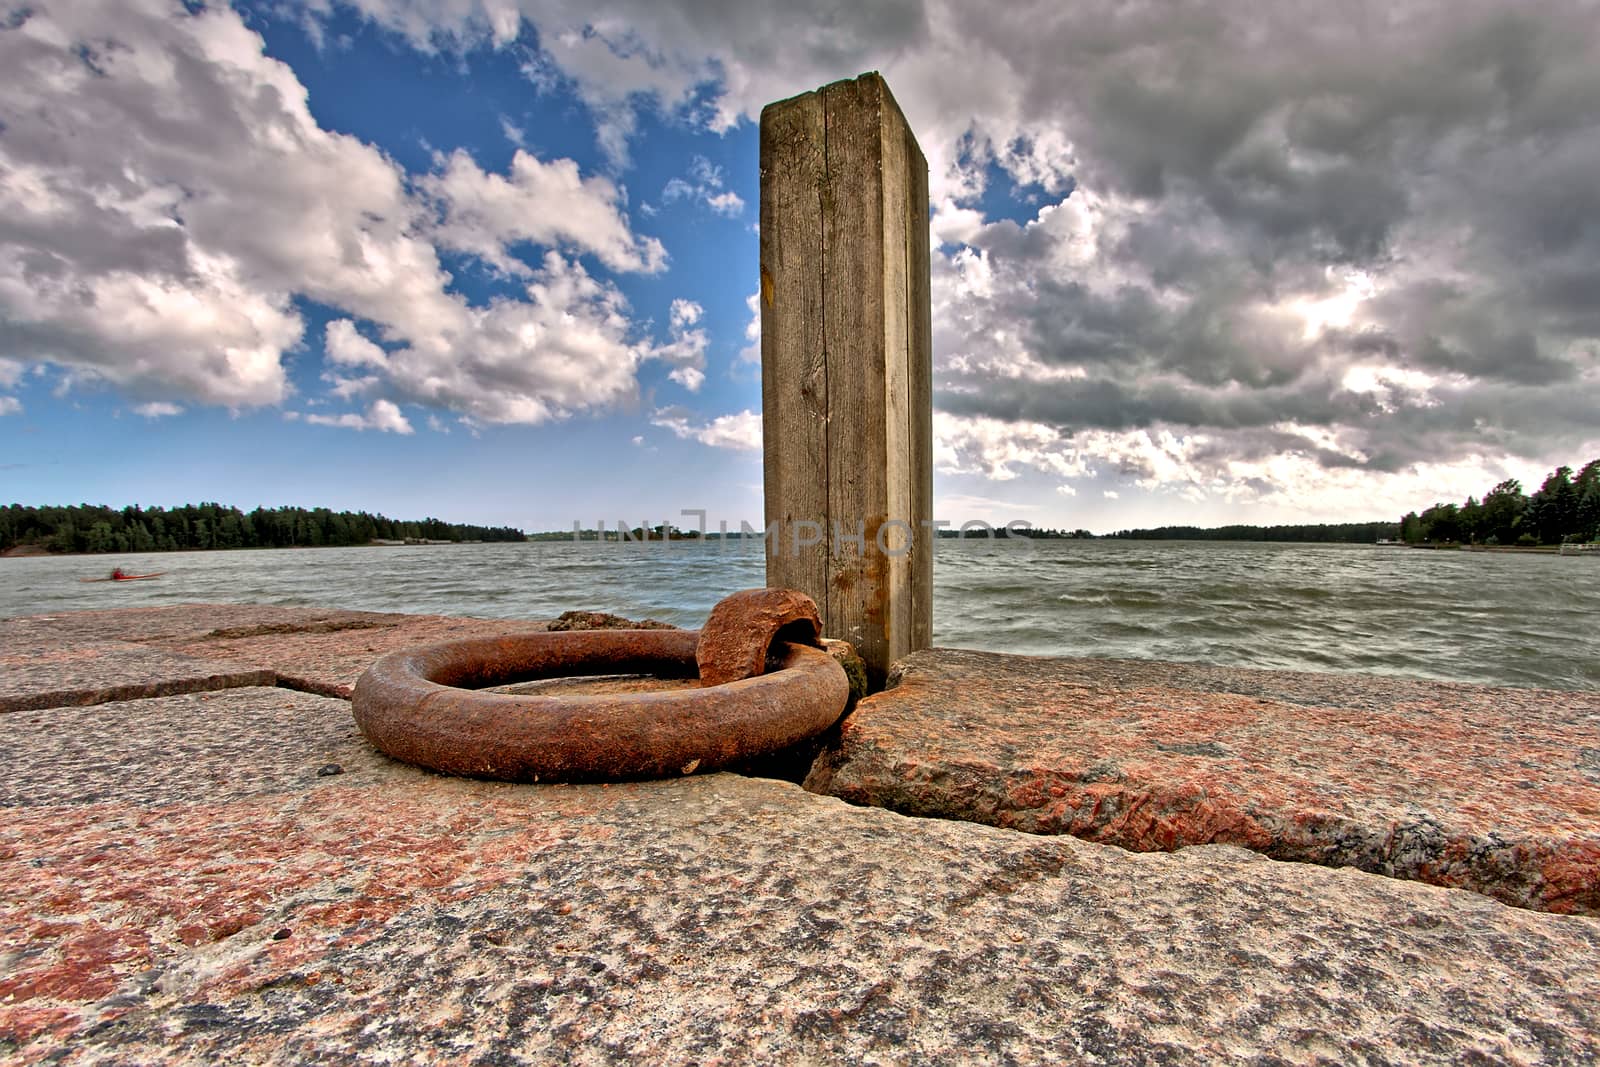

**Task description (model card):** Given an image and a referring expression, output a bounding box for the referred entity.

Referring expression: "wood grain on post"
[759,72,932,684]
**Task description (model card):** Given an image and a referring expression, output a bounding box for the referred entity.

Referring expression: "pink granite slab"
[1,684,1597,1064]
[0,687,364,808]
[0,634,274,715]
[8,605,551,700]
[8,604,355,645]
[154,613,552,698]
[806,648,1600,915]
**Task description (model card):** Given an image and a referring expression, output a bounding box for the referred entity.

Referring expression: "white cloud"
[932,201,987,249]
[326,1,931,175]
[324,320,390,369]
[938,493,1044,518]
[319,0,1027,206]
[499,115,527,148]
[668,366,706,391]
[687,156,721,186]
[658,155,743,217]
[386,251,647,423]
[1289,270,1379,342]
[535,22,714,167]
[934,412,1090,481]
[0,1,672,427]
[669,298,702,329]
[132,401,183,418]
[303,399,415,434]
[0,360,23,389]
[651,407,762,451]
[0,1,411,407]
[649,298,708,392]
[322,322,387,400]
[932,409,1568,523]
[1214,453,1525,524]
[328,374,382,400]
[705,191,745,216]
[418,148,666,275]
[1338,364,1446,415]
[0,396,20,416]
[738,291,761,364]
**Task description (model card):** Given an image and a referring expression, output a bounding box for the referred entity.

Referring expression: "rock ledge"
[806,647,1600,914]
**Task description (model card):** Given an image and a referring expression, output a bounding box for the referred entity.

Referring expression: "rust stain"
[760,265,775,307]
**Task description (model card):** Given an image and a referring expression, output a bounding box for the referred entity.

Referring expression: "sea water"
[4,539,1595,691]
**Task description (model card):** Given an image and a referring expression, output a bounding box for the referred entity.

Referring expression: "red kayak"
[80,572,165,583]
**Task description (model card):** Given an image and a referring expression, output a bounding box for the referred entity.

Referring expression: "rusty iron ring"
[695,587,825,687]
[352,628,849,783]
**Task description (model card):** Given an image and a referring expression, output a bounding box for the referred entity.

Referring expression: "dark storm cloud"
[931,0,1600,471]
[1022,273,1318,389]
[936,369,1372,440]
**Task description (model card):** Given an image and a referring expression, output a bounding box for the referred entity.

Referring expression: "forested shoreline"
[1399,459,1600,546]
[1106,522,1399,543]
[1,503,526,555]
[10,456,1596,555]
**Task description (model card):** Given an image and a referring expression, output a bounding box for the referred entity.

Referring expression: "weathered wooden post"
[760,72,933,685]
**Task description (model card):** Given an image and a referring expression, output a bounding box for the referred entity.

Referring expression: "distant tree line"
[1401,458,1600,546]
[531,523,1100,542]
[936,526,1096,539]
[1,503,526,555]
[1105,522,1401,543]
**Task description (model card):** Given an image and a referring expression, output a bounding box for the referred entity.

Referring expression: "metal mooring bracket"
[351,589,850,783]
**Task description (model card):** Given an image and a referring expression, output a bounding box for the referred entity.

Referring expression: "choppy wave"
[4,539,1596,691]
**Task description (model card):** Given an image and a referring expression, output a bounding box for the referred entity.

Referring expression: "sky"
[2,0,1598,534]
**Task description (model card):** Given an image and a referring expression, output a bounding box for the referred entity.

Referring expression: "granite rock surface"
[8,606,1600,1062]
[0,687,361,809]
[5,605,552,700]
[4,685,1600,1064]
[0,624,274,714]
[806,648,1600,915]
